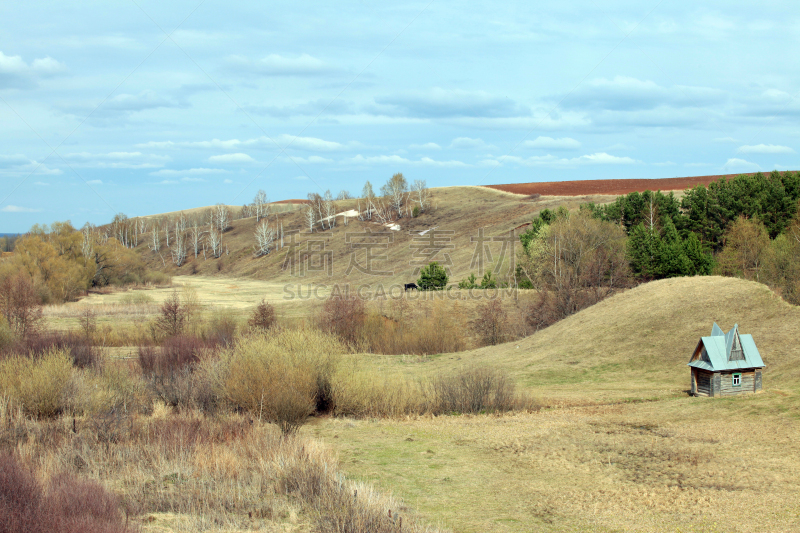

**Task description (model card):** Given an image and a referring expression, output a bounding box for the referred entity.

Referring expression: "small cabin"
[688,323,764,397]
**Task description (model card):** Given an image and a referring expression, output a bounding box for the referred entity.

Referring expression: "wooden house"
[688,323,764,397]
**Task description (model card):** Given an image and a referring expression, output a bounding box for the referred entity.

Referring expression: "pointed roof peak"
[711,323,724,336]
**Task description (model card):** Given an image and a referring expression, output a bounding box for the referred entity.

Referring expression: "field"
[303,276,800,532]
[482,172,780,197]
[8,180,800,532]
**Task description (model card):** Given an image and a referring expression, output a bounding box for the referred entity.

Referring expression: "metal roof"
[687,323,765,371]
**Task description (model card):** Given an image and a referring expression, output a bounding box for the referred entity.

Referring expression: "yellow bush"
[0,350,74,417]
[222,329,344,432]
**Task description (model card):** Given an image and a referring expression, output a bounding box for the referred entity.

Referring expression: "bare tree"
[163,218,170,248]
[337,190,352,200]
[190,221,202,258]
[213,204,231,234]
[305,206,315,232]
[254,220,276,256]
[81,224,95,259]
[149,224,161,251]
[324,189,336,229]
[362,181,375,220]
[412,179,431,213]
[208,227,222,258]
[0,274,43,339]
[253,190,269,222]
[381,173,408,218]
[308,193,325,229]
[171,221,187,266]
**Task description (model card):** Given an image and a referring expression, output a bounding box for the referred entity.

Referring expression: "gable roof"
[688,323,765,372]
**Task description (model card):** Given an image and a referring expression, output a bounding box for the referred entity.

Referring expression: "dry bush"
[319,295,365,347]
[248,299,276,332]
[137,336,212,409]
[222,330,344,433]
[360,300,465,355]
[0,274,43,340]
[4,331,100,369]
[202,312,238,348]
[431,367,528,414]
[0,453,133,533]
[334,366,534,418]
[154,291,185,338]
[470,299,509,346]
[333,371,428,418]
[0,350,74,418]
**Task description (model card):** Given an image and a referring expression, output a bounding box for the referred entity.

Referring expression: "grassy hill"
[307,276,800,532]
[132,186,620,288]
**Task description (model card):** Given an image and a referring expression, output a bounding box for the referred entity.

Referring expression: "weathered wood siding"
[695,369,712,396]
[718,370,756,396]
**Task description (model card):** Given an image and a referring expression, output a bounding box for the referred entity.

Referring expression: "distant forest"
[515,170,800,328]
[0,235,18,253]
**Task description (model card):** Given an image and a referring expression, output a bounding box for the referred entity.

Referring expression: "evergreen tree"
[417,262,448,290]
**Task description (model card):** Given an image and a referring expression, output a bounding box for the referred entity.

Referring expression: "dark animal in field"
[404,283,419,291]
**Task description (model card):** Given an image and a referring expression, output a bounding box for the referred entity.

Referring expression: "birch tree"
[253,190,269,222]
[324,189,336,228]
[190,221,202,258]
[213,204,231,234]
[412,179,431,212]
[305,206,315,232]
[208,227,222,258]
[362,181,375,220]
[381,173,408,218]
[254,220,276,256]
[150,224,161,251]
[171,221,187,266]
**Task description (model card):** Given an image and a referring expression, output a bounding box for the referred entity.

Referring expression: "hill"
[132,185,621,287]
[483,171,786,197]
[312,275,800,532]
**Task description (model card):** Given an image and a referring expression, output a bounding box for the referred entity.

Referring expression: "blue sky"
[1,1,799,231]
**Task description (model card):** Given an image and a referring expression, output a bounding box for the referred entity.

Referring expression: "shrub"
[138,335,209,409]
[154,291,184,338]
[9,331,100,369]
[0,350,74,418]
[222,330,343,433]
[0,274,43,339]
[417,262,448,291]
[431,366,519,414]
[319,295,365,347]
[458,273,478,289]
[204,313,238,348]
[470,299,509,346]
[0,453,132,533]
[248,299,276,332]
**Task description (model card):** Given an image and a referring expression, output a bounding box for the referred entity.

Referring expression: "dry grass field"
[303,276,800,532]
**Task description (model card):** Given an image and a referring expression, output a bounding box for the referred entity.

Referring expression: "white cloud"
[653,161,676,167]
[376,88,530,118]
[150,168,228,177]
[223,179,234,184]
[410,142,441,150]
[521,136,581,150]
[1,205,42,213]
[65,151,169,169]
[86,179,103,185]
[226,53,336,76]
[484,152,638,168]
[181,177,206,183]
[159,180,179,185]
[137,134,351,153]
[346,154,411,165]
[561,76,724,112]
[737,144,795,154]
[0,51,67,88]
[285,155,334,164]
[418,157,469,168]
[449,137,496,150]
[722,158,760,172]
[208,153,255,163]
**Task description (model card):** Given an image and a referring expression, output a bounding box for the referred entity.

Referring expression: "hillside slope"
[376,276,800,401]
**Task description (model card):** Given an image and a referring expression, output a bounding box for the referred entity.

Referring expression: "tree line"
[514,171,800,328]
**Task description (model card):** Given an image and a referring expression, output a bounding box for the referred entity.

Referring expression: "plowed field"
[484,172,774,196]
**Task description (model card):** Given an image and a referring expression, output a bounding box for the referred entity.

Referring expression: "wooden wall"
[691,369,761,397]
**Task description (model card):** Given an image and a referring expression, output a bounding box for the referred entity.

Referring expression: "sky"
[1,1,799,232]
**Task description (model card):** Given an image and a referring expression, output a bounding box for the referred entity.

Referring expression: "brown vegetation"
[483,172,779,196]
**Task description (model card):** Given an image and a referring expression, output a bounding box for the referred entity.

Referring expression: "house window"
[733,374,741,386]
